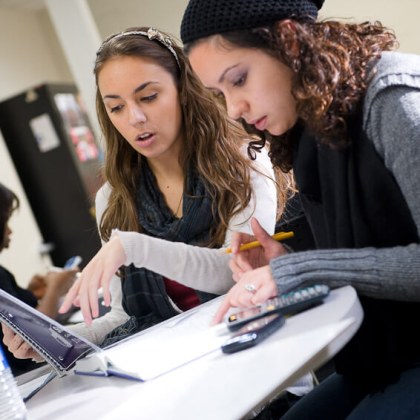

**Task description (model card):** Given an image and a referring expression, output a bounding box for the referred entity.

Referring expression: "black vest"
[293,114,420,388]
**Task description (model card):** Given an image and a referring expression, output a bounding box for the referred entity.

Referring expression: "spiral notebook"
[0,289,226,381]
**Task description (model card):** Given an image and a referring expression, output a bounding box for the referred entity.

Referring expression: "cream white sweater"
[70,146,277,345]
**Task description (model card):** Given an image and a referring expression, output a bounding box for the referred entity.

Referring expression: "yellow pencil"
[225,231,294,254]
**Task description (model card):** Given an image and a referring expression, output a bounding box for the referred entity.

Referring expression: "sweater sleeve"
[115,146,277,295]
[67,184,130,344]
[67,275,129,344]
[270,74,420,302]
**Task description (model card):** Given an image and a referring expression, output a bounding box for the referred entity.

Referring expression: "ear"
[278,19,300,57]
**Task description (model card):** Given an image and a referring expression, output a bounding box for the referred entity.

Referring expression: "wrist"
[42,285,61,299]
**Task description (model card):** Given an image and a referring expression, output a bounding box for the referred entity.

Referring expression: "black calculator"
[226,284,330,332]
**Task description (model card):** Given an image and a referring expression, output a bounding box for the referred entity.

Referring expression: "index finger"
[212,295,233,325]
[59,280,80,313]
[78,288,93,326]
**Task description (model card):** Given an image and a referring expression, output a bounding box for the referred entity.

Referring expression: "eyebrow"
[218,64,240,84]
[102,81,159,99]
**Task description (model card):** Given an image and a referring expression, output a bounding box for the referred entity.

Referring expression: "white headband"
[97,27,180,68]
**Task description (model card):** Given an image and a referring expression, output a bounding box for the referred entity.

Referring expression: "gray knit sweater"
[270,51,420,302]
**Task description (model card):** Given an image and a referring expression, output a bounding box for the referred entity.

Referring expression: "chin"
[269,122,294,137]
[268,128,284,136]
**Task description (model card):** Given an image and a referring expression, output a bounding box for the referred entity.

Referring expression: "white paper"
[76,300,227,380]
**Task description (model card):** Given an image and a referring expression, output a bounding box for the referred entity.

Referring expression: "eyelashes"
[110,105,122,113]
[141,93,158,102]
[207,72,247,100]
[107,93,158,114]
[233,72,247,87]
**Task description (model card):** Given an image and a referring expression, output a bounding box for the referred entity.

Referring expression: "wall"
[0,0,418,286]
[0,8,74,284]
[320,0,419,54]
[88,0,188,39]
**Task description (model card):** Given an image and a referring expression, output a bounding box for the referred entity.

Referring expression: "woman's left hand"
[2,324,44,362]
[229,218,288,282]
[212,265,278,324]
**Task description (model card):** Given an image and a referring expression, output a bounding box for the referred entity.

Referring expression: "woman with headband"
[60,26,285,341]
[4,25,282,352]
[180,0,420,418]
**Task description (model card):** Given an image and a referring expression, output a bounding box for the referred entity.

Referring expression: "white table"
[22,285,363,420]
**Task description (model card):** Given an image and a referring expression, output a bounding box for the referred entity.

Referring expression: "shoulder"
[0,266,36,305]
[360,52,420,177]
[0,266,15,288]
[95,182,112,223]
[95,182,112,206]
[369,51,420,90]
[224,142,277,240]
[363,51,420,126]
[240,142,276,199]
[239,141,274,178]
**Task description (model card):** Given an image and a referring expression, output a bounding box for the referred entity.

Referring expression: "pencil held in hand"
[225,231,294,254]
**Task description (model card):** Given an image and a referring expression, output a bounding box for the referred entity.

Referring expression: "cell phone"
[221,313,286,354]
[226,284,330,332]
[63,255,83,269]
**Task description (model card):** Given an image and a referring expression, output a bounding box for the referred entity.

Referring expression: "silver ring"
[244,283,257,293]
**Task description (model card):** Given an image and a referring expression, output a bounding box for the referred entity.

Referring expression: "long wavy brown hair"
[185,18,398,172]
[94,26,285,246]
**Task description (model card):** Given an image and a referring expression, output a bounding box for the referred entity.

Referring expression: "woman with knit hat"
[181,1,420,418]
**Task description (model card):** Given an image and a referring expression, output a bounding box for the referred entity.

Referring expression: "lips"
[137,132,153,141]
[134,132,156,148]
[253,116,267,131]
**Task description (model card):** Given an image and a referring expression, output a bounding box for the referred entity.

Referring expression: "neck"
[146,156,185,218]
[147,156,184,186]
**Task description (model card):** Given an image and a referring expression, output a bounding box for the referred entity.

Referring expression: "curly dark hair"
[185,18,398,172]
[0,183,19,251]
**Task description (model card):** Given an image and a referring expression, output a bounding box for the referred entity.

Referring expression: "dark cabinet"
[0,83,103,267]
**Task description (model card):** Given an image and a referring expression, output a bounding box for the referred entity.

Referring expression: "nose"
[128,104,146,126]
[225,95,248,121]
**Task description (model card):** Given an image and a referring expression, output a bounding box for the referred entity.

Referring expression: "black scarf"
[118,162,218,333]
[293,110,420,389]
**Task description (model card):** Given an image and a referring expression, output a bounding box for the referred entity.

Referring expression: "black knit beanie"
[181,0,325,44]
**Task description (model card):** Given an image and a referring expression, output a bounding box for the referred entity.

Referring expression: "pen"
[225,231,294,254]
